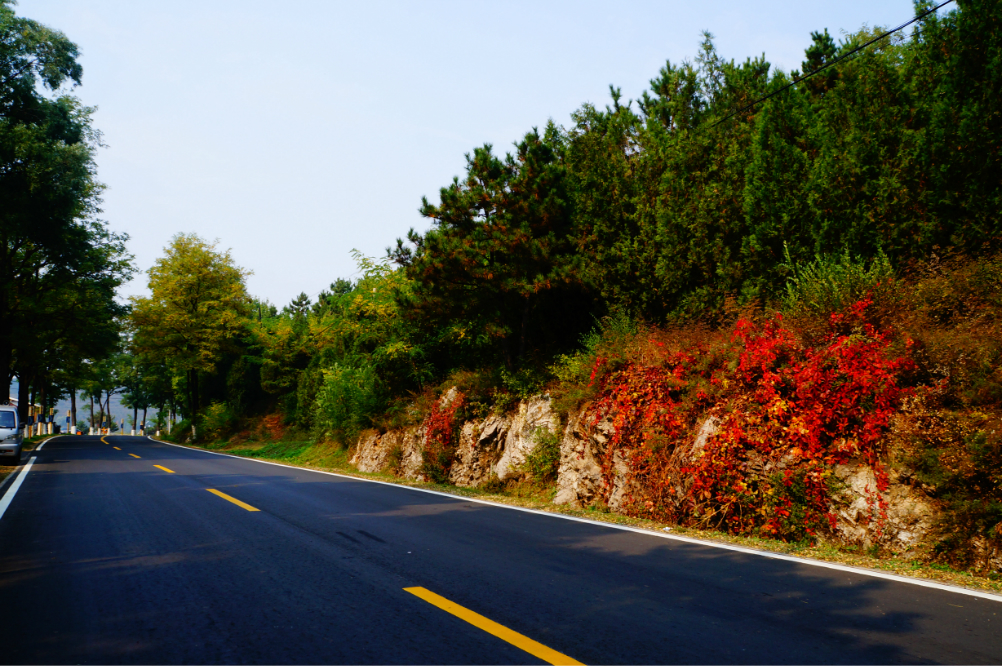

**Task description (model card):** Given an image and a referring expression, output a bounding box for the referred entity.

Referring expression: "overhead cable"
[709,0,957,129]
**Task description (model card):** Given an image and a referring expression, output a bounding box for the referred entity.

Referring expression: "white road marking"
[0,436,58,521]
[147,436,1002,603]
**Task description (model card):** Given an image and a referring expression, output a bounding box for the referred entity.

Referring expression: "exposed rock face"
[350,389,943,553]
[350,389,558,486]
[553,411,718,510]
[835,464,937,551]
[691,415,720,457]
[449,420,504,487]
[495,396,560,481]
[349,426,424,479]
[553,406,611,508]
[351,430,387,473]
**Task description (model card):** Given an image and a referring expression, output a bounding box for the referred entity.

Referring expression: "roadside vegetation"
[144,0,1002,580]
[0,0,133,428]
[5,0,998,583]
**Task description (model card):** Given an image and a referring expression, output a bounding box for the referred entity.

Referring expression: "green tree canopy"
[130,233,251,417]
[0,1,131,412]
[392,125,598,369]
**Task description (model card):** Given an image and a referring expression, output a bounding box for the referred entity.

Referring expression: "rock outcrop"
[350,390,558,486]
[349,387,943,553]
[834,464,937,551]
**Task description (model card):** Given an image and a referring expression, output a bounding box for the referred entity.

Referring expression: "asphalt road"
[1,435,1000,665]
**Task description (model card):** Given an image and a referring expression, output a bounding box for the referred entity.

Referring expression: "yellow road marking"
[403,587,583,665]
[129,453,141,459]
[206,488,260,512]
[154,465,175,474]
[101,437,109,445]
[113,446,121,450]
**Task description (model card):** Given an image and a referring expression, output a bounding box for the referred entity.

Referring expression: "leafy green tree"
[118,351,156,432]
[130,233,251,418]
[0,1,131,415]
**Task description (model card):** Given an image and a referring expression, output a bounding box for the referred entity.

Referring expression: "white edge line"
[146,436,1002,603]
[0,435,62,521]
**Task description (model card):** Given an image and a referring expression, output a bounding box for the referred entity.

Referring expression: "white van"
[0,405,22,466]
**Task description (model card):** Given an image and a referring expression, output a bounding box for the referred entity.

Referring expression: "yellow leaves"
[129,233,250,374]
[786,416,811,437]
[767,398,789,416]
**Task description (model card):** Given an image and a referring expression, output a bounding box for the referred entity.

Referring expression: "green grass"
[201,437,353,470]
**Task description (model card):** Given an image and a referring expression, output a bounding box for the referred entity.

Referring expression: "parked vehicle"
[0,405,22,466]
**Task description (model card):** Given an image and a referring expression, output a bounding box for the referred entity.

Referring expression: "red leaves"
[588,355,607,388]
[591,299,913,540]
[423,394,466,481]
[425,395,463,451]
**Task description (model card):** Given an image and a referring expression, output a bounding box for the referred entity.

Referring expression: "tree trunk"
[189,369,199,418]
[142,406,148,433]
[0,342,10,406]
[0,281,12,405]
[90,392,95,429]
[70,389,77,432]
[39,381,46,431]
[17,372,29,425]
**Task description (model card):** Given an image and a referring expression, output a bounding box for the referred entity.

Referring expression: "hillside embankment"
[171,380,1002,594]
[348,385,993,572]
[166,251,1002,590]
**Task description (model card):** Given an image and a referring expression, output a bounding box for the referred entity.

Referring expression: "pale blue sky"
[19,0,920,307]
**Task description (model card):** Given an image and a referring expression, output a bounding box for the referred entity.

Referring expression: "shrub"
[906,253,1002,408]
[314,363,383,444]
[591,299,914,541]
[421,393,464,483]
[550,310,642,413]
[200,402,237,441]
[781,247,898,338]
[522,426,562,481]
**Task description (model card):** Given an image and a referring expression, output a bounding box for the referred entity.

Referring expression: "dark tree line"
[391,0,999,373]
[0,0,133,424]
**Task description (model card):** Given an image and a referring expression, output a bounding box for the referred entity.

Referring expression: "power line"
[709,0,956,129]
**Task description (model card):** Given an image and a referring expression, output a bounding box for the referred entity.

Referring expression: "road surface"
[0,435,999,664]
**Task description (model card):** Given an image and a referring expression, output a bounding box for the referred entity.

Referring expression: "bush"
[550,310,640,413]
[166,418,193,442]
[590,299,914,541]
[421,393,464,483]
[200,402,237,441]
[522,426,561,481]
[314,363,383,444]
[781,247,898,332]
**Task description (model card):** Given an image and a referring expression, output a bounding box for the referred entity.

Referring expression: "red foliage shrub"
[422,392,465,482]
[592,299,914,540]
